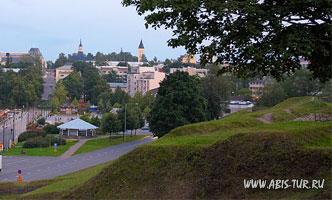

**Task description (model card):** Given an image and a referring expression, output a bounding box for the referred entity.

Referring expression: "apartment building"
[127,70,166,97]
[248,79,269,99]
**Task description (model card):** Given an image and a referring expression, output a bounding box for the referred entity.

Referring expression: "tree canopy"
[123,0,331,82]
[149,71,207,137]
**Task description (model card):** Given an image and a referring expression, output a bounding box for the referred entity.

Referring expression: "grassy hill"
[11,97,331,199]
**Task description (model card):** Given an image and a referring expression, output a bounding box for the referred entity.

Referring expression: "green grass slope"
[62,97,331,199]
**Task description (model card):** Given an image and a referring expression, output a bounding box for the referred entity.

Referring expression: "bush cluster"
[22,135,66,148]
[45,135,66,145]
[18,130,47,142]
[43,124,60,134]
[23,138,50,148]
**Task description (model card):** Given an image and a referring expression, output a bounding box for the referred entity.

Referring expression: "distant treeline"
[0,66,43,108]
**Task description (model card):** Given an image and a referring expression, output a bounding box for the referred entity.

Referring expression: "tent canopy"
[57,119,98,130]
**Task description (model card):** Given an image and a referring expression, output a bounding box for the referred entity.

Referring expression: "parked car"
[141,126,150,130]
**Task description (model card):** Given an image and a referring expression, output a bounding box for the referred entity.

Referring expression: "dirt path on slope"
[257,113,273,124]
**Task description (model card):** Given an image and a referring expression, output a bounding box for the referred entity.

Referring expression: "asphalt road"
[0,137,155,182]
[42,69,55,100]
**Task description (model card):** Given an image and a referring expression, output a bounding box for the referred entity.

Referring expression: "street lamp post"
[124,103,138,141]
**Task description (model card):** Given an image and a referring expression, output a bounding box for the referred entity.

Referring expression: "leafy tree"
[123,0,331,82]
[46,61,54,69]
[80,114,90,123]
[53,82,68,105]
[63,71,83,101]
[236,89,253,101]
[149,71,207,137]
[98,99,105,113]
[86,101,91,112]
[50,97,60,112]
[281,68,322,97]
[90,117,101,127]
[101,113,121,135]
[43,124,59,134]
[113,103,121,108]
[113,87,130,105]
[72,97,79,107]
[203,65,232,120]
[54,53,68,68]
[257,82,287,107]
[141,54,148,62]
[103,71,119,82]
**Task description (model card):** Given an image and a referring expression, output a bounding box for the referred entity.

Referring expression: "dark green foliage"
[43,124,59,134]
[54,53,68,68]
[281,68,322,97]
[90,117,101,127]
[63,71,84,101]
[101,113,121,134]
[45,135,66,145]
[72,61,111,104]
[103,71,125,83]
[0,66,43,108]
[149,71,207,137]
[18,130,47,142]
[37,118,46,125]
[23,138,50,148]
[123,0,331,82]
[94,51,138,64]
[257,82,288,107]
[203,65,231,120]
[236,88,253,101]
[22,136,65,148]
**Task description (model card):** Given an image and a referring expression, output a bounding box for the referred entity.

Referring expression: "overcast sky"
[0,0,186,62]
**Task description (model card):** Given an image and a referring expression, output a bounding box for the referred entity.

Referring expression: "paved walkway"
[0,137,156,182]
[59,136,108,158]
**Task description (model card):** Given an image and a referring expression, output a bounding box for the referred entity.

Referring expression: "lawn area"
[73,135,148,155]
[0,140,78,157]
[0,161,112,199]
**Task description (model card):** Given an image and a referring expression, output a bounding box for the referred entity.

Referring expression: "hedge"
[23,138,50,148]
[22,136,66,148]
[18,130,47,142]
[45,135,66,145]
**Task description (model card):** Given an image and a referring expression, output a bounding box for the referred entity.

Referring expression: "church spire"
[138,39,144,49]
[78,38,83,52]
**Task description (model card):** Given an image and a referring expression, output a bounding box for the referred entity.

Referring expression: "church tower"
[138,40,144,62]
[78,39,83,53]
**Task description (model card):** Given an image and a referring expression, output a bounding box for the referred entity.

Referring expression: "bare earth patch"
[284,109,292,114]
[257,113,273,124]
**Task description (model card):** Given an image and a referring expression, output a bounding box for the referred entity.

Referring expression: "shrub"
[43,124,59,134]
[37,118,46,125]
[23,138,50,148]
[18,130,47,142]
[45,135,66,145]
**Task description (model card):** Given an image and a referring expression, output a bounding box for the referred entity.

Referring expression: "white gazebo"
[57,119,98,137]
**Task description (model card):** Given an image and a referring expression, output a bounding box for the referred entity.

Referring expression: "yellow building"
[182,54,197,64]
[138,40,145,62]
[56,64,74,82]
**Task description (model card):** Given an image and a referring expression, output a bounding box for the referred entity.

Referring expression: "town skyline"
[0,0,186,62]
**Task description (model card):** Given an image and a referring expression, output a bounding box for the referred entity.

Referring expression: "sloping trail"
[257,113,273,124]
